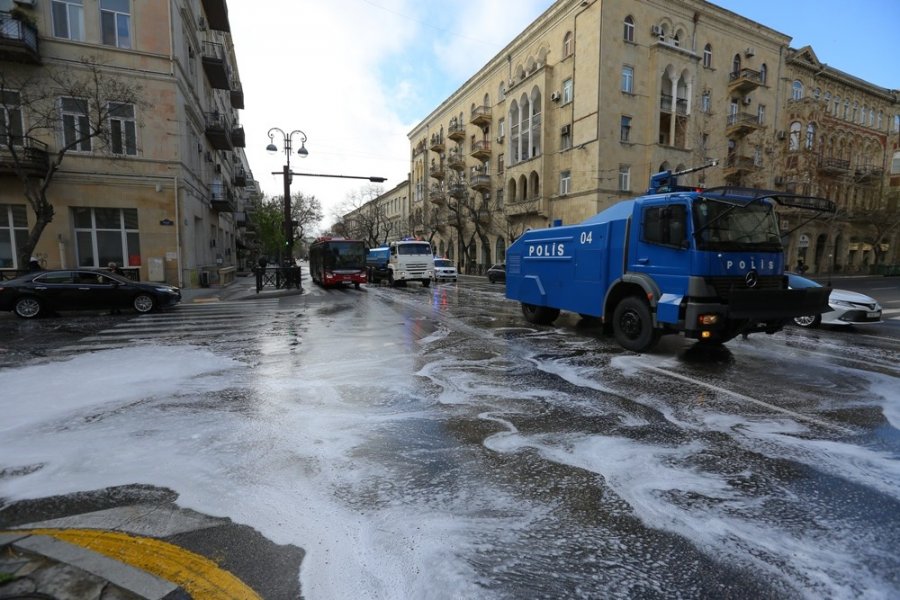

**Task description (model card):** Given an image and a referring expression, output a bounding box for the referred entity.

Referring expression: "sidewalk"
[179,273,304,304]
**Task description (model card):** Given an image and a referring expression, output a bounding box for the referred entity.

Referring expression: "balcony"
[447,151,465,172]
[660,94,688,115]
[429,133,445,153]
[205,112,234,150]
[728,68,763,94]
[210,185,235,212]
[230,83,244,110]
[722,155,757,178]
[448,121,466,141]
[855,165,884,182]
[449,183,468,199]
[233,167,247,187]
[725,112,761,137]
[470,140,491,160]
[470,173,492,192]
[201,41,230,90]
[476,207,492,224]
[0,136,48,176]
[231,126,245,148]
[200,0,231,32]
[429,161,445,180]
[470,105,491,127]
[0,11,40,64]
[505,198,542,217]
[429,187,446,205]
[818,157,850,175]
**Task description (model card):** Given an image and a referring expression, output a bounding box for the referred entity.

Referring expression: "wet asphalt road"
[1,274,899,599]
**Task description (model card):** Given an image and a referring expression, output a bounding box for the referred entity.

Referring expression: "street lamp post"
[266,128,308,263]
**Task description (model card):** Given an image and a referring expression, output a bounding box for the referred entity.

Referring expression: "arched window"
[824,91,831,112]
[789,121,801,151]
[791,80,803,100]
[759,64,767,85]
[833,95,840,115]
[495,238,505,263]
[671,31,680,47]
[703,44,712,68]
[877,111,883,130]
[623,17,634,43]
[805,123,815,150]
[843,99,849,119]
[509,102,520,163]
[732,54,741,75]
[563,31,573,57]
[892,151,900,174]
[813,88,820,100]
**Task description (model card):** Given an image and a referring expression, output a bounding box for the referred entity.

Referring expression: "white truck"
[387,239,434,287]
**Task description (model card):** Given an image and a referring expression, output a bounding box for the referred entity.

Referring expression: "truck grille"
[709,275,785,301]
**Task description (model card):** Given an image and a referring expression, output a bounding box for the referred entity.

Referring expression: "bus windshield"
[692,197,782,252]
[324,241,366,269]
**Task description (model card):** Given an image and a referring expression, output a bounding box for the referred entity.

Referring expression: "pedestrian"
[107,261,124,276]
[27,257,42,272]
[796,259,808,274]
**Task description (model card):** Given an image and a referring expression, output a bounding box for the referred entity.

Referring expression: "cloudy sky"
[228,0,898,229]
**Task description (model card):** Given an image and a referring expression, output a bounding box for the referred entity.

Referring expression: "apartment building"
[0,0,257,288]
[408,0,900,275]
[339,180,411,247]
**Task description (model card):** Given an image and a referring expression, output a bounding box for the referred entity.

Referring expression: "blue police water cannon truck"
[505,163,835,352]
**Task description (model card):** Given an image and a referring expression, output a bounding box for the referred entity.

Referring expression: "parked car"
[432,258,458,282]
[786,272,882,328]
[0,269,182,319]
[486,263,506,283]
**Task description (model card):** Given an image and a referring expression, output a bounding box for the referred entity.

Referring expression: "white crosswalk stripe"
[52,299,299,354]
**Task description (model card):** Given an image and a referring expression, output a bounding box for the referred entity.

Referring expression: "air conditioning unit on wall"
[651,25,662,36]
[551,91,561,102]
[776,130,786,140]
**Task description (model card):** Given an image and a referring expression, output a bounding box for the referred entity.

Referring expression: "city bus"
[308,237,367,289]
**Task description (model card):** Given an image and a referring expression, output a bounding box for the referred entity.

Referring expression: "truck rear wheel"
[521,303,560,325]
[612,297,660,352]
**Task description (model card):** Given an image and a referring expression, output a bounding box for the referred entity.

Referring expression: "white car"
[787,273,882,328]
[433,258,458,282]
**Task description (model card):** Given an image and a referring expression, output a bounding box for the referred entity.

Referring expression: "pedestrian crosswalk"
[52,298,298,355]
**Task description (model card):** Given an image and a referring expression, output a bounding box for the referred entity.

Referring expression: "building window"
[869,109,875,127]
[732,54,741,75]
[52,0,85,41]
[0,204,28,269]
[703,44,712,68]
[791,80,803,101]
[789,121,801,151]
[108,102,137,155]
[757,104,766,124]
[621,66,634,94]
[100,0,132,49]
[561,125,572,150]
[620,115,632,142]
[559,170,571,195]
[61,97,92,152]
[618,165,630,192]
[892,152,900,174]
[877,111,883,130]
[701,91,711,113]
[498,118,505,140]
[0,91,23,146]
[759,64,767,85]
[805,123,815,150]
[562,78,573,104]
[813,88,820,100]
[498,154,504,174]
[824,91,832,112]
[623,16,634,42]
[73,207,141,268]
[563,31,573,57]
[894,115,900,132]
[843,99,849,120]
[642,204,686,247]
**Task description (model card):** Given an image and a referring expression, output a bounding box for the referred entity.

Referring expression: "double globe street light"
[266,127,308,262]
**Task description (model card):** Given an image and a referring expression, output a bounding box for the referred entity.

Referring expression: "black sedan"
[486,263,506,283]
[0,269,181,318]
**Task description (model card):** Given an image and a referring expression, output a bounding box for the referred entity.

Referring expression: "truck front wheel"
[612,297,660,352]
[521,303,560,325]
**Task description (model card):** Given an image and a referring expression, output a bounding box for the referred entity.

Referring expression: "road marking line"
[14,528,261,600]
[639,365,854,434]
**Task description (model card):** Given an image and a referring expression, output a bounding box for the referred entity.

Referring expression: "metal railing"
[253,265,302,293]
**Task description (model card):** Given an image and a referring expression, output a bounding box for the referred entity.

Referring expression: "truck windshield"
[692,197,782,252]
[397,243,432,255]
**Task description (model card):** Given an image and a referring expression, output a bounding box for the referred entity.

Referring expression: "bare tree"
[332,184,391,246]
[0,56,147,266]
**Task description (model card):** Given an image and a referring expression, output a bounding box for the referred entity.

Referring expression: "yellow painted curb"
[9,528,261,600]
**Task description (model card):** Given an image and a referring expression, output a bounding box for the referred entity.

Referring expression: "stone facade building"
[0,0,257,288]
[407,0,899,275]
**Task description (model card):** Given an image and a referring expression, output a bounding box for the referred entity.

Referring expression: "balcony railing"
[429,134,445,153]
[200,0,231,32]
[448,121,466,141]
[231,126,245,148]
[429,161,445,179]
[233,167,247,187]
[0,135,49,175]
[0,11,40,64]
[449,183,468,199]
[728,68,763,94]
[470,105,491,127]
[818,157,850,174]
[447,151,465,171]
[470,173,491,191]
[230,83,244,109]
[470,140,491,160]
[725,112,761,136]
[210,185,235,212]
[201,41,231,89]
[204,112,234,150]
